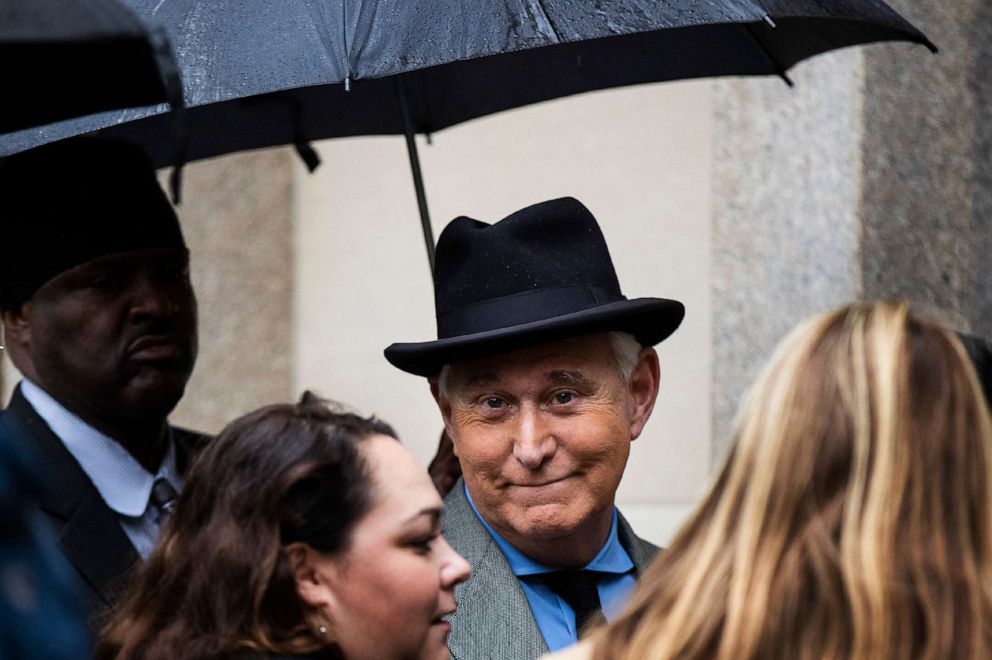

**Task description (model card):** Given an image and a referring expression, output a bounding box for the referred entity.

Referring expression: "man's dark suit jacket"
[0,385,206,634]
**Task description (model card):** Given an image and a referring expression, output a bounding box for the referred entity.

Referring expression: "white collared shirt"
[20,379,183,559]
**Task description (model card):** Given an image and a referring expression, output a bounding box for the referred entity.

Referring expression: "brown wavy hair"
[590,301,992,660]
[97,393,396,660]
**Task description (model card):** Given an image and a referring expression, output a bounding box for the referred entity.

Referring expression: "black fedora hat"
[384,197,685,376]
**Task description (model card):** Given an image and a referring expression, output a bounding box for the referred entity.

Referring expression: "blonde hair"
[591,301,992,660]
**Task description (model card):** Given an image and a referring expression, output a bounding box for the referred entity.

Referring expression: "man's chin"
[505,505,586,541]
[121,380,189,420]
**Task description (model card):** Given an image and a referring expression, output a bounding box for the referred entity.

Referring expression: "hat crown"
[0,138,184,310]
[384,196,685,376]
[433,198,623,337]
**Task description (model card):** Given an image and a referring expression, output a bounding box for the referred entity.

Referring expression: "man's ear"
[285,542,334,611]
[2,305,35,375]
[627,347,661,441]
[1,305,31,349]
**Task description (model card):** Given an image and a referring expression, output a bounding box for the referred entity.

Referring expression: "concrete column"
[711,51,866,456]
[860,1,992,330]
[711,3,991,459]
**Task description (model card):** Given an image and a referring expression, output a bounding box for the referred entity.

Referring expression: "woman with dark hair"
[98,393,470,660]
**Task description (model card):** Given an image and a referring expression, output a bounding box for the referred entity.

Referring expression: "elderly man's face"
[433,333,659,561]
[4,248,198,428]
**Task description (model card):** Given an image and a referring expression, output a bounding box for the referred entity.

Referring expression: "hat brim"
[384,297,685,377]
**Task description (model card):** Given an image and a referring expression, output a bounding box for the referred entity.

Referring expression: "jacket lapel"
[616,511,661,573]
[443,480,549,660]
[1,387,139,605]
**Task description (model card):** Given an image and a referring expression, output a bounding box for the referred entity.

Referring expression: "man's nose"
[129,276,177,320]
[511,405,556,469]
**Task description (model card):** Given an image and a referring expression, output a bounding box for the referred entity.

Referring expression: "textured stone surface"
[165,147,295,434]
[711,3,991,462]
[860,1,992,334]
[711,51,865,457]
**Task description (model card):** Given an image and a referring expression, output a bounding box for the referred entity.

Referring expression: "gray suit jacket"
[442,479,659,660]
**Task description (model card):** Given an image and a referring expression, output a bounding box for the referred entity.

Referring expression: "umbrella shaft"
[397,79,436,276]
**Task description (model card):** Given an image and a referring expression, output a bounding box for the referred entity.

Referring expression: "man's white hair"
[436,331,641,396]
[609,331,642,383]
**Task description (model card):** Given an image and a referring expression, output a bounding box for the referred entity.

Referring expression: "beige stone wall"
[166,148,296,434]
[294,82,714,546]
[1,345,13,404]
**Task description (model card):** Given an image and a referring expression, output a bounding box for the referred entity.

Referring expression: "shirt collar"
[464,483,633,577]
[20,379,182,518]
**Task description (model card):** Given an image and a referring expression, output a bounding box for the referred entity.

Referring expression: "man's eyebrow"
[548,370,591,386]
[464,372,500,388]
[404,507,443,525]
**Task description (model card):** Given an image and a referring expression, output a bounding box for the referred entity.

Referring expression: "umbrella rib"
[342,0,353,84]
[742,21,794,87]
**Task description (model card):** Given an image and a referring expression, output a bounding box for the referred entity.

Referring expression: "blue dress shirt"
[464,485,637,652]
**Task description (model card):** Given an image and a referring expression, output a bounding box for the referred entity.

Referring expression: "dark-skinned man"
[0,138,202,635]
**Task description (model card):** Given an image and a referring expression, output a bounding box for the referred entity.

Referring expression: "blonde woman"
[551,301,992,660]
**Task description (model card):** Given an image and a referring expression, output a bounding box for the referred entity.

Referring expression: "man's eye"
[484,397,505,409]
[554,391,575,405]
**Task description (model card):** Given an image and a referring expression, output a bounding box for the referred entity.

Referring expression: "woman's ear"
[285,542,333,611]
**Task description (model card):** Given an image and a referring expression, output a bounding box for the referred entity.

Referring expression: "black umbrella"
[0,0,935,269]
[0,0,181,133]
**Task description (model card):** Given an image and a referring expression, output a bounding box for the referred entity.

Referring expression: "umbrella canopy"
[0,0,934,266]
[0,0,180,133]
[0,0,934,161]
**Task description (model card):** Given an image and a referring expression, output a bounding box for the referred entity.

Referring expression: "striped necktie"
[149,477,178,522]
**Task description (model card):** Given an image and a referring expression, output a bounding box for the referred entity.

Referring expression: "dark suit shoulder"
[170,425,210,474]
